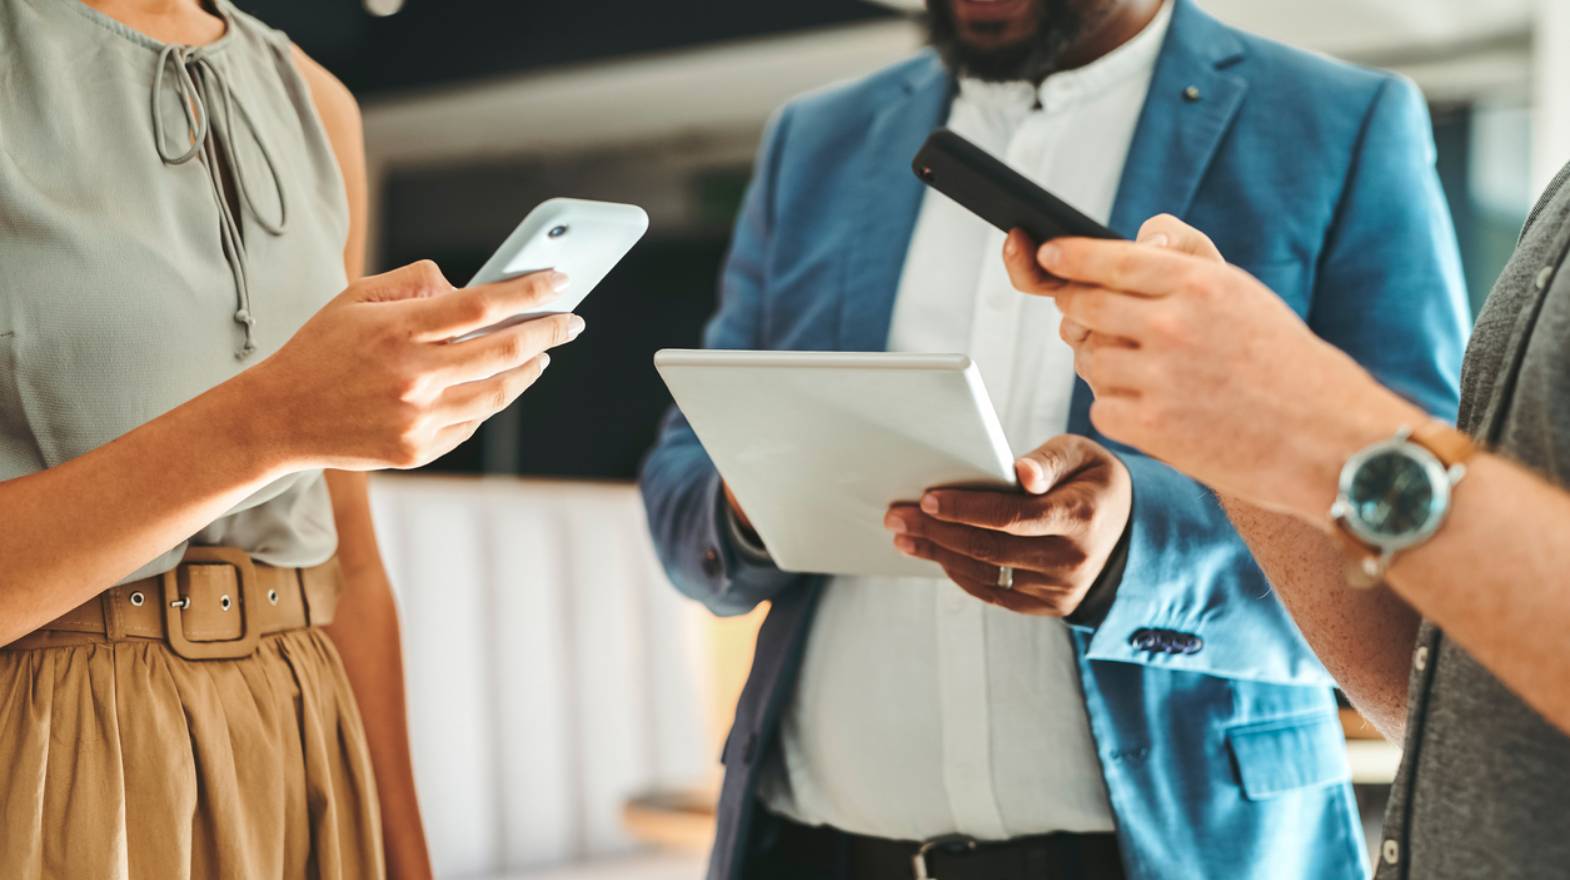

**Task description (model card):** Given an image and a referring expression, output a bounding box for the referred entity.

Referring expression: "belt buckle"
[160,546,260,661]
[913,834,978,880]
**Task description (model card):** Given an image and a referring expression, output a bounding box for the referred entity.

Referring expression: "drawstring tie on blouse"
[152,45,289,359]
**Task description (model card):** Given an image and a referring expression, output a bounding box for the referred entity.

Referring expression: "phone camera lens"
[548,224,570,239]
[918,166,935,183]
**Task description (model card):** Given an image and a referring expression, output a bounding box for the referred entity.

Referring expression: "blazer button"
[702,547,723,579]
[1130,628,1204,655]
[1130,628,1170,653]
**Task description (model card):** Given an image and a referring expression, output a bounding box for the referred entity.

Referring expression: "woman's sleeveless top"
[0,0,350,581]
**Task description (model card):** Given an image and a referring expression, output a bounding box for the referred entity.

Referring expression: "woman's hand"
[1001,216,1418,521]
[243,261,584,473]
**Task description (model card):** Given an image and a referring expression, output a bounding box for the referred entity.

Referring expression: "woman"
[0,1,582,876]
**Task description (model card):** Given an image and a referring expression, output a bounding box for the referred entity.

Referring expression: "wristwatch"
[1330,421,1477,587]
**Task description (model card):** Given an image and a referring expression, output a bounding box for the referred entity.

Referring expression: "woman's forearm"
[0,371,294,644]
[1224,499,1421,739]
[323,472,432,880]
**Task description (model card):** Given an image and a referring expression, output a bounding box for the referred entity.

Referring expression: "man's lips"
[952,0,1032,24]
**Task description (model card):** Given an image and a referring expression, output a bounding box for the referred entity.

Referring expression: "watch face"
[1346,448,1440,539]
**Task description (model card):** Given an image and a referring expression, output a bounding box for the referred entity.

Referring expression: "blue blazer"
[641,2,1470,877]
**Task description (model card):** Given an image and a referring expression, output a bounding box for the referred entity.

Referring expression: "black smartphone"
[911,128,1125,242]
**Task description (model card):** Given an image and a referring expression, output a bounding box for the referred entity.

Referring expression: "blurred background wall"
[225,1,1565,876]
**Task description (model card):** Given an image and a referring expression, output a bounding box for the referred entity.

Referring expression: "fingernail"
[920,494,939,515]
[1142,233,1170,248]
[894,535,917,553]
[1016,458,1043,491]
[1005,235,1020,257]
[568,315,586,338]
[884,513,908,533]
[547,271,570,292]
[1039,243,1061,267]
[539,353,551,370]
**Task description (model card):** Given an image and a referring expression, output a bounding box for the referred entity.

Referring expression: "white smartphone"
[455,197,649,341]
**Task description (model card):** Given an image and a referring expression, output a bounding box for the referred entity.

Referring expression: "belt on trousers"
[754,813,1126,880]
[6,546,342,661]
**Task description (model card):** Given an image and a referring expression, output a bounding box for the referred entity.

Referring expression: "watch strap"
[1410,420,1478,470]
[1333,528,1387,588]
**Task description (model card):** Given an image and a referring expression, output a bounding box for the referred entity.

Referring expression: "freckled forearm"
[1223,498,1418,739]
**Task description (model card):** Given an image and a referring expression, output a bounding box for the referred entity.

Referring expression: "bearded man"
[640,1,1471,877]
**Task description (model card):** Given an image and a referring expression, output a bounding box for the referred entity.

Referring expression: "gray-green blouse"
[0,0,349,581]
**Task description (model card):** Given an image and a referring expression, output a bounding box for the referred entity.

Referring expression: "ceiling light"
[364,0,405,16]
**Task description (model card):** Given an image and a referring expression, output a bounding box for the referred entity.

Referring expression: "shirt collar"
[957,0,1173,115]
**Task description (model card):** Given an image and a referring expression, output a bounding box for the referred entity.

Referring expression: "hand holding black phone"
[911,128,1126,243]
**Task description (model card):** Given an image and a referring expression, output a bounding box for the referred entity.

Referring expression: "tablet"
[654,350,1017,578]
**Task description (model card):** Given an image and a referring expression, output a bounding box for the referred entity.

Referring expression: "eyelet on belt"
[220,594,232,612]
[267,589,279,606]
[129,591,146,607]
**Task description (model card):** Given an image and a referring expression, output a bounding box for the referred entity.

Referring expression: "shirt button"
[1414,645,1430,672]
[1382,839,1400,866]
[1536,265,1555,290]
[702,547,723,579]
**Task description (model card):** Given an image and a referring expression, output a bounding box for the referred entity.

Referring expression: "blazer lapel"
[1073,0,1249,436]
[1108,0,1248,236]
[836,54,954,352]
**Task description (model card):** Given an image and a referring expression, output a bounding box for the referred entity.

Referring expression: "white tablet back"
[655,350,1016,578]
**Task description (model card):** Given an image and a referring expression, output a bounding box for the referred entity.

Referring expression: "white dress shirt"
[756,1,1173,842]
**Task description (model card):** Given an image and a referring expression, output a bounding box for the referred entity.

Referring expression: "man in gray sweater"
[995,168,1570,878]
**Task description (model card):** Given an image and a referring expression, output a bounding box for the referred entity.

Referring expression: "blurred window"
[1432,98,1534,317]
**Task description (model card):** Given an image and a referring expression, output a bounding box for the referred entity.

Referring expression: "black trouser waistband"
[745,811,1126,880]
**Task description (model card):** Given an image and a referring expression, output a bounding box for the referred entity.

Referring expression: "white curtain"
[368,476,712,879]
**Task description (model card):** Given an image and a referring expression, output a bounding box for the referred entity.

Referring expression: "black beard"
[924,0,1090,84]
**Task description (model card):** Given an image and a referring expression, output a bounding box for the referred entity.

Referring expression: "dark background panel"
[380,163,747,479]
[235,0,896,96]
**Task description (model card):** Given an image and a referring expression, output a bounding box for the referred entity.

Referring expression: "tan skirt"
[0,628,385,880]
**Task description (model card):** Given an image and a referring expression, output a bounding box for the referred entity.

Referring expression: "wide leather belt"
[6,546,343,661]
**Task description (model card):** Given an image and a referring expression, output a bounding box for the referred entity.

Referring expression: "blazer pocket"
[1227,712,1350,801]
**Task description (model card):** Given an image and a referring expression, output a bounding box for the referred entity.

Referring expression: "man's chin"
[957,27,1032,51]
[942,43,1042,82]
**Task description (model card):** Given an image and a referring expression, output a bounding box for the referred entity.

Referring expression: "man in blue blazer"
[641,1,1470,877]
